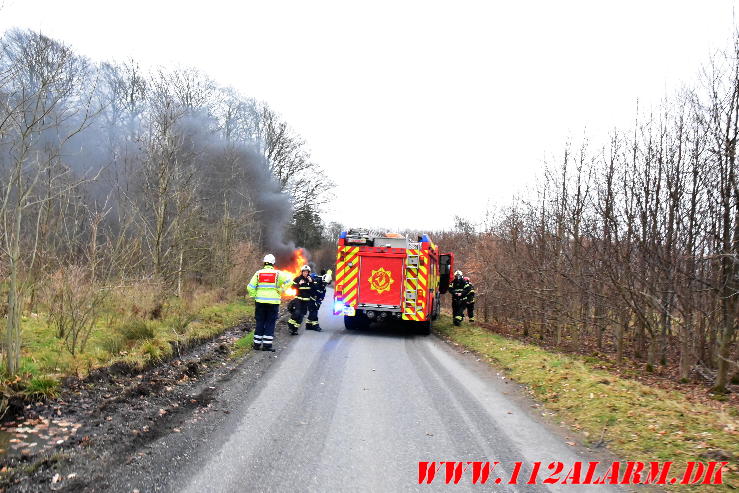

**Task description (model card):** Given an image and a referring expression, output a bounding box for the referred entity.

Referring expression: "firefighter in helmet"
[306,269,327,331]
[288,265,316,335]
[449,270,467,326]
[463,276,476,323]
[247,254,293,351]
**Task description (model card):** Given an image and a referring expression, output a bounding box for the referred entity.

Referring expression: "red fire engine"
[333,229,454,334]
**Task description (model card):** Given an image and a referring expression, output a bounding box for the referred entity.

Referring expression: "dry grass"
[435,317,739,491]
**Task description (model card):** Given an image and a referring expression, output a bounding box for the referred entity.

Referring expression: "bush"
[226,241,261,296]
[117,319,155,341]
[42,266,108,355]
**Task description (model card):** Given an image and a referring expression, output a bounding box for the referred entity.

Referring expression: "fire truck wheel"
[344,315,359,330]
[416,320,432,335]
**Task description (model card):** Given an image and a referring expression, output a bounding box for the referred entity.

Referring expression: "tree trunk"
[679,313,693,381]
[616,310,629,365]
[177,249,184,298]
[647,336,658,369]
[5,209,23,375]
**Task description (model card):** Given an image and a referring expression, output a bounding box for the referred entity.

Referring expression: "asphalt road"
[180,292,620,492]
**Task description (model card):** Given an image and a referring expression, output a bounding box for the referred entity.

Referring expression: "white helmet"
[301,265,311,272]
[263,254,276,264]
[454,270,463,277]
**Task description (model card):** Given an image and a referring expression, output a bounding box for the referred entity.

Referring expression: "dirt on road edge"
[0,313,293,492]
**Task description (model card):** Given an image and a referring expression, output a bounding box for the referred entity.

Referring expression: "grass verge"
[435,316,738,491]
[105,299,254,370]
[8,298,254,387]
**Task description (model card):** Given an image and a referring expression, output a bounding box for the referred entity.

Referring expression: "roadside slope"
[436,317,738,490]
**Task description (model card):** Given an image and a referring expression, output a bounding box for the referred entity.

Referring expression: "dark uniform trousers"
[288,275,315,334]
[288,299,310,333]
[450,279,468,326]
[254,302,279,349]
[452,298,466,325]
[307,298,320,328]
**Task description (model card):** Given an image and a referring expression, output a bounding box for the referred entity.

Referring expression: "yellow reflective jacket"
[247,265,292,304]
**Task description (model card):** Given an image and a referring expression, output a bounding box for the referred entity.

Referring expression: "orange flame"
[277,248,309,298]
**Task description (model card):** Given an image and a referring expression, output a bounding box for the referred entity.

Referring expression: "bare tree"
[0,30,97,373]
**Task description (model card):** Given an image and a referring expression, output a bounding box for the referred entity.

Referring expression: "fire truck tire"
[416,320,432,335]
[344,315,361,330]
[431,298,440,321]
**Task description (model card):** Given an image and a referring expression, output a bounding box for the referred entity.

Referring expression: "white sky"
[1,0,736,231]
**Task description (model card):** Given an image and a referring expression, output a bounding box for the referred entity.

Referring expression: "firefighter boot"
[261,335,275,350]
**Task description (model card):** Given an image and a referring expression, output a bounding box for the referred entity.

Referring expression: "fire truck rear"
[333,230,454,334]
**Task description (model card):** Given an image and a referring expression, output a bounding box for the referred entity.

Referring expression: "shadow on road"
[331,320,425,340]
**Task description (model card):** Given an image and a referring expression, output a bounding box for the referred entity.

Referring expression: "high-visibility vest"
[247,265,292,304]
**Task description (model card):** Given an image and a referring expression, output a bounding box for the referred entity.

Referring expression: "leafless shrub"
[226,241,261,297]
[43,266,108,356]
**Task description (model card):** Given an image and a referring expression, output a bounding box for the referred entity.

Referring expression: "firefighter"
[463,276,476,323]
[247,254,293,351]
[288,265,315,335]
[306,270,326,331]
[449,270,467,326]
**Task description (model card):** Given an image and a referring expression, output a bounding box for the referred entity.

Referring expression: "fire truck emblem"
[368,267,394,294]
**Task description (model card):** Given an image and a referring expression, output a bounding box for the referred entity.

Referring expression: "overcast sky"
[1,1,737,231]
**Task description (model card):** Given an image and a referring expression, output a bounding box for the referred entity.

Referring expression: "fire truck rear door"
[439,253,453,293]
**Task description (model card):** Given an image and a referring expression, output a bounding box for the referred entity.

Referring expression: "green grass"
[5,298,254,384]
[23,375,60,399]
[117,318,155,341]
[232,331,254,359]
[118,299,254,370]
[435,316,739,490]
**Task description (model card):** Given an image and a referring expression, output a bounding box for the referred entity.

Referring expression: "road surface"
[179,292,619,492]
